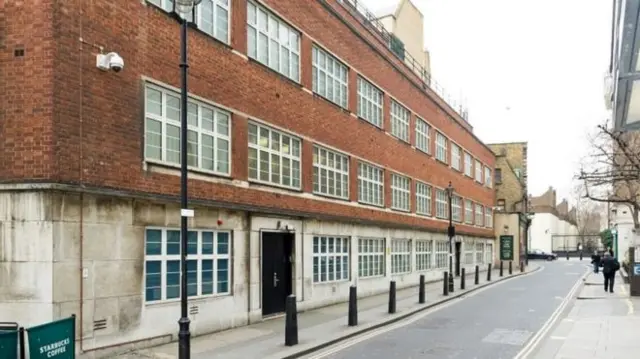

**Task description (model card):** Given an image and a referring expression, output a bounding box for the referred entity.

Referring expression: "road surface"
[308,260,589,359]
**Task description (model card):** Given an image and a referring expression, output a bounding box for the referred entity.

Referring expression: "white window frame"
[147,0,231,44]
[435,132,448,163]
[475,242,485,264]
[464,240,474,264]
[485,242,494,264]
[464,152,473,177]
[358,238,385,278]
[435,189,448,219]
[416,240,433,271]
[391,239,411,274]
[357,77,383,127]
[358,162,384,207]
[435,241,448,268]
[485,167,492,188]
[391,174,410,211]
[312,236,350,283]
[313,146,349,200]
[144,83,231,176]
[390,100,410,142]
[248,122,301,189]
[247,1,301,82]
[451,143,461,171]
[312,46,348,108]
[464,199,473,224]
[415,118,431,154]
[475,159,483,183]
[485,207,493,228]
[144,228,231,303]
[416,182,432,216]
[452,196,462,223]
[475,204,484,226]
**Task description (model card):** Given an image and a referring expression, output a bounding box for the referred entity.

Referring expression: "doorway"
[455,242,462,277]
[261,231,294,316]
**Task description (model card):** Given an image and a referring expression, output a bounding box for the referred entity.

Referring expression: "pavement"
[530,269,640,359]
[112,263,536,359]
[308,260,587,359]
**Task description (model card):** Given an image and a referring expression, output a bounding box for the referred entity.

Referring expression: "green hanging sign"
[27,316,75,359]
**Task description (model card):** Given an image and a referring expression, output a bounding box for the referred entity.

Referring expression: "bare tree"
[577,122,640,231]
[572,183,604,236]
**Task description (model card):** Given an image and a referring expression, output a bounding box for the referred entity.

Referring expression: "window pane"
[166,230,180,255]
[166,260,181,299]
[217,232,229,254]
[145,229,162,255]
[217,258,229,293]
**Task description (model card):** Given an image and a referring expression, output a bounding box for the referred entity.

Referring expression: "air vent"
[189,305,199,315]
[93,319,107,331]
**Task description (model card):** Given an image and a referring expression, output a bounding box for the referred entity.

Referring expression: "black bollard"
[487,263,492,281]
[443,272,449,296]
[388,281,396,314]
[520,261,525,273]
[419,275,426,304]
[500,261,504,277]
[566,252,569,260]
[285,295,298,346]
[580,252,583,261]
[461,268,466,289]
[348,285,358,326]
[474,265,479,285]
[509,261,513,275]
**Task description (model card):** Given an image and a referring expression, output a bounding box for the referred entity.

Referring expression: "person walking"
[591,250,601,273]
[601,252,620,293]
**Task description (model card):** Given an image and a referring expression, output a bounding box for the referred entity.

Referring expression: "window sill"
[313,191,351,202]
[144,160,232,181]
[357,201,385,209]
[248,179,303,193]
[435,158,449,166]
[391,207,411,213]
[311,93,350,114]
[312,279,351,286]
[247,57,303,89]
[145,293,232,308]
[355,115,384,131]
[357,274,385,280]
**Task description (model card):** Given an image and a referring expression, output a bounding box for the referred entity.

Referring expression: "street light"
[445,181,455,293]
[171,1,202,359]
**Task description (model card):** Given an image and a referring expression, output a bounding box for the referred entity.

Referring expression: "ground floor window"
[358,238,385,277]
[475,242,485,264]
[435,240,448,268]
[313,236,350,283]
[144,228,231,303]
[485,242,494,264]
[391,239,411,274]
[464,240,475,264]
[416,240,433,271]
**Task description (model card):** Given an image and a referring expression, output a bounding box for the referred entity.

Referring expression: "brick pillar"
[231,0,248,54]
[300,35,313,90]
[349,157,358,203]
[383,95,391,132]
[348,69,358,115]
[302,140,314,194]
[231,114,248,181]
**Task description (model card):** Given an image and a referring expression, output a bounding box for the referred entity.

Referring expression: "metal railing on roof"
[338,0,469,122]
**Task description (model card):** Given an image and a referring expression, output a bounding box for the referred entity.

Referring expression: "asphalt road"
[315,260,589,359]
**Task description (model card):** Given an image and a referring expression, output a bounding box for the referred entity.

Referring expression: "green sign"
[0,330,18,359]
[500,235,514,261]
[27,316,75,359]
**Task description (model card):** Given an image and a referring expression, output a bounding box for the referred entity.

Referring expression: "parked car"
[527,249,557,261]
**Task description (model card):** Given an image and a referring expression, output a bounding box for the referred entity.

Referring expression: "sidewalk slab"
[112,264,539,359]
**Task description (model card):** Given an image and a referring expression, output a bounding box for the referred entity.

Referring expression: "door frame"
[455,241,462,277]
[260,230,295,317]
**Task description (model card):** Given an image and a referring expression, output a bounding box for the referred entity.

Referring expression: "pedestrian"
[601,252,620,293]
[591,250,601,273]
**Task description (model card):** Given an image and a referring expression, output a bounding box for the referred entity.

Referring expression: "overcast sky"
[361,0,612,203]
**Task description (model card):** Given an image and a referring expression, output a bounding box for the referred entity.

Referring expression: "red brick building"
[0,0,496,355]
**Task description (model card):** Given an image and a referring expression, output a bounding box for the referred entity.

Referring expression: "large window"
[312,46,348,108]
[435,133,448,163]
[416,240,433,271]
[147,0,230,43]
[464,152,473,177]
[357,77,383,127]
[464,240,475,264]
[485,208,493,228]
[475,159,483,183]
[145,228,230,303]
[145,84,231,175]
[313,236,349,283]
[435,241,448,268]
[248,123,301,189]
[247,1,300,82]
[415,118,431,154]
[485,167,492,188]
[495,168,503,184]
[475,204,484,226]
[452,196,462,222]
[485,243,494,264]
[451,144,461,171]
[358,162,384,206]
[464,199,473,224]
[390,100,410,142]
[416,182,432,216]
[391,174,410,211]
[313,146,349,199]
[435,189,448,219]
[391,239,411,274]
[358,238,385,277]
[475,242,485,264]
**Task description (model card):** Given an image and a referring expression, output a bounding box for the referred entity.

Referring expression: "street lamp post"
[172,2,202,359]
[445,182,455,293]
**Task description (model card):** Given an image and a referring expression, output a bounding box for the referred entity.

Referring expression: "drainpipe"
[78,2,86,351]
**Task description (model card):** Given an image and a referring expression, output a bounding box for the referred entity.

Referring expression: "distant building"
[529,187,579,253]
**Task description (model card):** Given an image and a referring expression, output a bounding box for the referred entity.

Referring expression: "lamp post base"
[178,317,191,359]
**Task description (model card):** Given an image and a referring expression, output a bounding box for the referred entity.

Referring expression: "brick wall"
[489,142,527,212]
[1,0,496,237]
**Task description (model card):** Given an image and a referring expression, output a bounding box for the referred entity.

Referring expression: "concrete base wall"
[0,190,495,357]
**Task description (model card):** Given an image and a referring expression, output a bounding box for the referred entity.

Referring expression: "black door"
[262,232,293,316]
[455,242,462,276]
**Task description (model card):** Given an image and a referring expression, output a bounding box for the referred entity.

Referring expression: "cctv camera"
[96,52,124,72]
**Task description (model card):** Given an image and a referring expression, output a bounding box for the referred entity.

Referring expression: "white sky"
[361,0,612,203]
